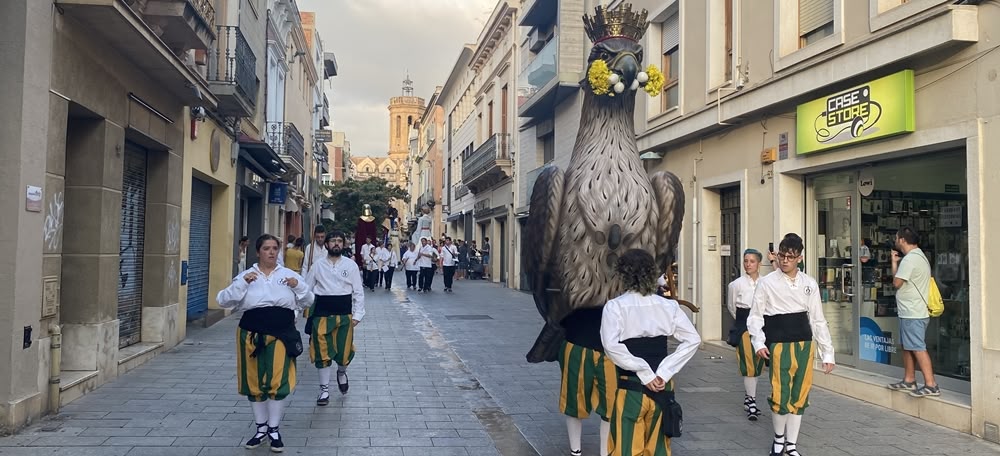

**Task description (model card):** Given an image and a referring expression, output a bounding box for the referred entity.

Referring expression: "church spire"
[402,71,414,96]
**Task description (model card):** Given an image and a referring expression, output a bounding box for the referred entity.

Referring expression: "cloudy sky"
[297,0,496,157]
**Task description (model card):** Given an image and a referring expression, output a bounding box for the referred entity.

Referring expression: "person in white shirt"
[302,231,366,403]
[216,234,313,453]
[600,249,701,456]
[748,233,835,456]
[379,242,398,290]
[417,237,436,292]
[440,237,459,292]
[360,237,374,289]
[364,240,382,291]
[402,242,420,290]
[726,249,766,421]
[300,226,329,276]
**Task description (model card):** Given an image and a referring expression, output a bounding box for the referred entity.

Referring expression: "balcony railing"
[208,25,257,114]
[463,133,512,181]
[142,0,216,51]
[518,35,558,108]
[265,121,305,171]
[454,184,470,199]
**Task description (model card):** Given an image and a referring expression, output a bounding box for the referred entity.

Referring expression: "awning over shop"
[239,133,285,179]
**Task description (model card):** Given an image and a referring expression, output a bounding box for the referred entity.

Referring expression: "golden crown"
[583,3,649,44]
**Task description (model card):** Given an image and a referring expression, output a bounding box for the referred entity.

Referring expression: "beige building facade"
[0,0,217,430]
[629,0,997,441]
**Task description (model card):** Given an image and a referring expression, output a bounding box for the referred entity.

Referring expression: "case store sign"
[797,70,915,154]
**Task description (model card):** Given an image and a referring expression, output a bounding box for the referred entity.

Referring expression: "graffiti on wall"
[43,192,64,251]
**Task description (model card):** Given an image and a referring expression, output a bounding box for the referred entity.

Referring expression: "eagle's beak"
[611,52,640,88]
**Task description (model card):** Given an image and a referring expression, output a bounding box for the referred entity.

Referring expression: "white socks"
[772,413,789,453]
[250,401,268,424]
[318,366,332,387]
[266,399,286,428]
[566,416,583,452]
[743,376,758,398]
[786,414,803,444]
[600,419,611,456]
[337,365,347,383]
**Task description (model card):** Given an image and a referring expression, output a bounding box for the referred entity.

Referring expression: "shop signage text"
[797,70,915,154]
[268,182,288,205]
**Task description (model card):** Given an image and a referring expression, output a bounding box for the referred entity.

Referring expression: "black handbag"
[727,328,742,347]
[659,394,683,438]
[275,328,304,358]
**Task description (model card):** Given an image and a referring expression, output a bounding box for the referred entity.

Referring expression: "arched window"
[365,166,371,173]
[385,167,391,173]
[407,115,413,126]
[395,116,401,139]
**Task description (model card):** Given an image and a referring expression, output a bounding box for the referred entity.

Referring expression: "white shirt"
[656,274,667,287]
[303,255,366,321]
[726,275,758,318]
[376,247,393,272]
[747,270,836,364]
[300,242,328,275]
[441,244,458,267]
[600,292,702,386]
[417,244,435,268]
[360,243,373,268]
[216,264,313,312]
[402,250,420,271]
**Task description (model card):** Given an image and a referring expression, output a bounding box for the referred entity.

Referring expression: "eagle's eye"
[598,50,610,61]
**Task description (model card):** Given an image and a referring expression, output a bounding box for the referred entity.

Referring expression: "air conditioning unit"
[529,25,554,53]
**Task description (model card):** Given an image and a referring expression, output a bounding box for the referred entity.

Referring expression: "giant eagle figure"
[524,4,686,363]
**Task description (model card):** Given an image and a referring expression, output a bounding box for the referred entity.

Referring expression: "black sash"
[561,307,605,352]
[304,295,351,336]
[727,307,751,347]
[762,312,812,344]
[617,336,670,374]
[239,307,302,358]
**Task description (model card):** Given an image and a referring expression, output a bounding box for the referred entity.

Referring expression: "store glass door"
[813,187,860,366]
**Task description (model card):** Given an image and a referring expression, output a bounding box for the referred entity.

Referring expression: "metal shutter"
[187,179,213,319]
[799,0,834,35]
[661,12,679,53]
[118,144,147,348]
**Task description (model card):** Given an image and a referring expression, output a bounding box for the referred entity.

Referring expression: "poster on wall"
[860,317,896,364]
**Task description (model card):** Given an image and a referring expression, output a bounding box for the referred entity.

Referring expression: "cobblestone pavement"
[1,279,998,455]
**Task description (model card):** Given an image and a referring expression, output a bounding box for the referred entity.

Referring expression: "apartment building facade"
[630,0,995,440]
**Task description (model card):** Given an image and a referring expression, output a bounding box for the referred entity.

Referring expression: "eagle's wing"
[523,165,564,322]
[649,171,685,274]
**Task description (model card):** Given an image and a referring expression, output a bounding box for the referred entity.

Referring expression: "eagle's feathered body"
[523,33,686,364]
[559,94,656,316]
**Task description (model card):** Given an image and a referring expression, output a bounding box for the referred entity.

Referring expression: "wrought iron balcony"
[265,121,305,173]
[142,0,216,52]
[462,133,513,193]
[207,25,257,117]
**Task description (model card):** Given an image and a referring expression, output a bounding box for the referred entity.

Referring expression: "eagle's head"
[587,37,644,94]
[582,4,656,100]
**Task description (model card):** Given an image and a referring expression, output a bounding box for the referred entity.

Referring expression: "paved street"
[1,279,998,456]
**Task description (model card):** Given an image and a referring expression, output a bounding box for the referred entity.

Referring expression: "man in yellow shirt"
[284,238,305,274]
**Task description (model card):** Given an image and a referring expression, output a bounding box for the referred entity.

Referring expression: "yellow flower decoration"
[644,65,665,97]
[588,59,612,96]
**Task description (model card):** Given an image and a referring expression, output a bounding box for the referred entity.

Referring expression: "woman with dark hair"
[217,234,313,453]
[601,249,701,456]
[727,248,766,420]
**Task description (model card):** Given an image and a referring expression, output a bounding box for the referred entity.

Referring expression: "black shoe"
[317,385,330,406]
[338,371,349,394]
[268,426,283,453]
[784,442,801,456]
[745,395,761,421]
[245,423,268,449]
[770,434,785,456]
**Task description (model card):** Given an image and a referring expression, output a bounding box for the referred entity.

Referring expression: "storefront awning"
[239,133,285,179]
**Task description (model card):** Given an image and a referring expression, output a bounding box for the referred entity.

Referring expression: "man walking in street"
[417,237,436,292]
[888,227,940,397]
[402,242,420,290]
[457,240,469,281]
[441,237,458,292]
[481,237,492,280]
[301,226,328,277]
[303,231,365,403]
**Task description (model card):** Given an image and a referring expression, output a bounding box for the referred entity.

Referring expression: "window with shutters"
[870,0,940,32]
[708,0,736,89]
[660,12,680,112]
[799,0,834,47]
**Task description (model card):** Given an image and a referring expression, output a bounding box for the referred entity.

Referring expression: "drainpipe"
[48,325,61,413]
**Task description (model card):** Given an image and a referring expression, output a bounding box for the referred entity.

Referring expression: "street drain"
[445,314,493,320]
